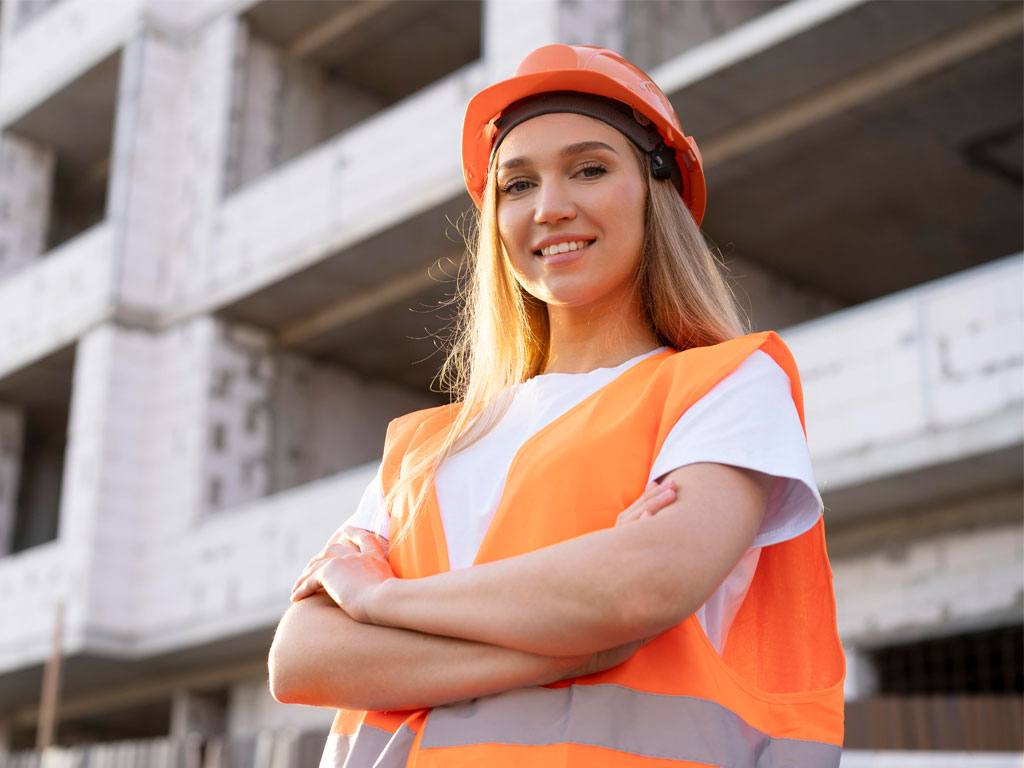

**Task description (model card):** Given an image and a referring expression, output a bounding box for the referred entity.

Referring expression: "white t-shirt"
[342,348,822,654]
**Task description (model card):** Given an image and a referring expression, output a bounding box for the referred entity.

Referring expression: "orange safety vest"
[323,331,845,767]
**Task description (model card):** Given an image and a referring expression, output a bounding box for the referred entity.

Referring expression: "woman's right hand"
[614,478,677,526]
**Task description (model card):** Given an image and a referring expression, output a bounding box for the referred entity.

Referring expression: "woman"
[271,45,845,767]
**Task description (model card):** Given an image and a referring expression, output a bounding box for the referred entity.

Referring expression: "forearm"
[268,593,586,711]
[366,464,768,657]
[370,521,668,657]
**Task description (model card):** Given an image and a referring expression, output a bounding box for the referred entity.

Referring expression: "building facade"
[0,0,1021,765]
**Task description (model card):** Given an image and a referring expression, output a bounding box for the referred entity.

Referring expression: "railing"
[3,729,327,768]
[841,752,1024,767]
[6,736,1023,767]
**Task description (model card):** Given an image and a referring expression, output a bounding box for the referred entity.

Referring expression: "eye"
[577,162,607,179]
[500,178,532,195]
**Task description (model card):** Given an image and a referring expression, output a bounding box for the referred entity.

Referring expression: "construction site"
[0,0,1020,765]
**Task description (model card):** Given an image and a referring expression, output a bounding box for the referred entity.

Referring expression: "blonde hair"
[385,140,746,540]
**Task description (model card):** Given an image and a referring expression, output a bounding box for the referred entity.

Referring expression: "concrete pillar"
[105,28,190,318]
[843,645,880,701]
[107,15,242,315]
[171,688,228,740]
[58,323,164,643]
[557,0,625,51]
[0,131,55,279]
[0,718,11,757]
[0,0,17,50]
[0,405,25,555]
[482,0,561,81]
[175,15,242,305]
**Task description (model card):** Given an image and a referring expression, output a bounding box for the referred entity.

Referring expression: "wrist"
[365,575,402,626]
[553,651,594,681]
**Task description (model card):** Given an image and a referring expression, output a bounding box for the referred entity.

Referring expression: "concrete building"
[0,0,1020,765]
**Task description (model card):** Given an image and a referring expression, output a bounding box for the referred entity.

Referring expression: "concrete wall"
[785,255,1023,498]
[0,131,54,280]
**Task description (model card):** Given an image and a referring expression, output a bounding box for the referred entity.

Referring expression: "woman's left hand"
[289,527,393,623]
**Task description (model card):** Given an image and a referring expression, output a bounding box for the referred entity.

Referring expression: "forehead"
[495,112,630,163]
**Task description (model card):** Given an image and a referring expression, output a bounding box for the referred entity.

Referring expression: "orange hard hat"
[462,44,706,224]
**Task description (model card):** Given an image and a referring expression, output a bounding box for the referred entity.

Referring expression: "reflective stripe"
[320,725,415,768]
[420,684,841,767]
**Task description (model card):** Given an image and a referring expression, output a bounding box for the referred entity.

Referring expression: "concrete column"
[557,0,626,51]
[58,323,163,645]
[482,0,561,81]
[171,688,227,740]
[106,28,190,318]
[107,15,242,316]
[0,0,18,50]
[843,645,880,701]
[175,15,242,305]
[0,717,11,757]
[0,132,55,280]
[0,405,25,555]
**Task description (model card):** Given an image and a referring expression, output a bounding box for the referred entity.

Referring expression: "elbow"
[267,621,369,710]
[613,558,692,639]
[615,592,682,640]
[267,636,302,704]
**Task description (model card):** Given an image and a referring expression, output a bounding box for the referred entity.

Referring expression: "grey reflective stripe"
[370,725,415,768]
[320,724,415,768]
[421,684,841,768]
[320,734,349,768]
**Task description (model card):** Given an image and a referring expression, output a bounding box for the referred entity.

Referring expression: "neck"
[541,295,661,375]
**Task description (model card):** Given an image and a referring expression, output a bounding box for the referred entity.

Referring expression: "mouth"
[534,239,596,261]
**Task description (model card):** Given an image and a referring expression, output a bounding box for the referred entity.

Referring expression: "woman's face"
[494,113,647,312]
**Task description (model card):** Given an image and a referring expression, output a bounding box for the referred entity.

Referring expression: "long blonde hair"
[385,140,746,539]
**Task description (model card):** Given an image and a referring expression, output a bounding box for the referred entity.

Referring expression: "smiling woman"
[269,44,846,768]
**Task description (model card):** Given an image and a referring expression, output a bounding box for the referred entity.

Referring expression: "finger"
[347,528,388,558]
[643,487,677,513]
[290,551,339,593]
[290,571,319,602]
[294,540,358,584]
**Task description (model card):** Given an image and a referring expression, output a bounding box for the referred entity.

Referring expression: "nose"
[533,178,576,225]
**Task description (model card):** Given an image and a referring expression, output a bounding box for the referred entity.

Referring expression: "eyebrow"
[497,140,619,171]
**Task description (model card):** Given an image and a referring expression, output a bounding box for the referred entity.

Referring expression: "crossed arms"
[268,462,770,711]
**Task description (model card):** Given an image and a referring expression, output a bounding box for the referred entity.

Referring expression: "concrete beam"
[277,260,457,347]
[651,0,871,94]
[699,3,1024,166]
[287,0,397,59]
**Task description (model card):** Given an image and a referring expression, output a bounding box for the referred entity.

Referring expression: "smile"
[535,239,596,259]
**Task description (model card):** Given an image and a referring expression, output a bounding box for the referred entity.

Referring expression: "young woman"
[271,45,845,767]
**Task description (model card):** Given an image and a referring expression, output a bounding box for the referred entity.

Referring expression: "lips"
[537,240,595,264]
[533,237,597,257]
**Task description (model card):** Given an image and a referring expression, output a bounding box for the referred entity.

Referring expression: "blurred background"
[0,0,1020,765]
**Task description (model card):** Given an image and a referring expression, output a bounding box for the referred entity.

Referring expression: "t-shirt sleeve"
[648,349,822,548]
[337,462,390,541]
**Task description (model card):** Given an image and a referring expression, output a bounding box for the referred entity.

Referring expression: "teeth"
[541,240,591,257]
